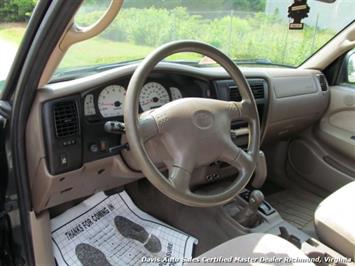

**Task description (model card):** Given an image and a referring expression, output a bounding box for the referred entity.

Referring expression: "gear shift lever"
[233,190,264,228]
[249,190,264,209]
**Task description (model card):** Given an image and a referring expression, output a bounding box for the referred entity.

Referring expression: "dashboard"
[42,72,212,175]
[27,62,329,211]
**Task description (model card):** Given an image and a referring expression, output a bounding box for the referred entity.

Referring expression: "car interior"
[1,0,355,265]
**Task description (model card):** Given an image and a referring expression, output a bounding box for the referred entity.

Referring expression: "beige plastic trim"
[287,138,353,193]
[301,21,355,70]
[60,0,123,49]
[318,85,355,160]
[263,71,329,142]
[30,211,55,266]
[26,84,143,212]
[38,0,123,87]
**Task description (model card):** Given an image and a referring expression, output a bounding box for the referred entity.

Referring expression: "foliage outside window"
[348,53,355,83]
[0,0,36,22]
[58,0,353,72]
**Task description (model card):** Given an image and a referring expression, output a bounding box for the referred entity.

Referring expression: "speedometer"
[139,82,170,111]
[98,85,126,117]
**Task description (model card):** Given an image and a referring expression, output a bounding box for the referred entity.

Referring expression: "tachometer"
[170,87,183,100]
[98,85,126,117]
[139,82,170,111]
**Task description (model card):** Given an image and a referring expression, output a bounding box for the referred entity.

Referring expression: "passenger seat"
[314,181,355,260]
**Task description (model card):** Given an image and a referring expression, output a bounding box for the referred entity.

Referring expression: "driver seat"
[187,233,313,265]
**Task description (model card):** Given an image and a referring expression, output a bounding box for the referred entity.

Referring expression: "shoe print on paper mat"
[50,191,197,266]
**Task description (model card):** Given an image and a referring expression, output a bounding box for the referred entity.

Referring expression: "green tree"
[0,0,36,22]
[122,0,266,12]
[230,0,266,11]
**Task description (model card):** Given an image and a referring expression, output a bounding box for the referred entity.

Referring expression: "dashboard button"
[59,153,68,167]
[89,143,99,153]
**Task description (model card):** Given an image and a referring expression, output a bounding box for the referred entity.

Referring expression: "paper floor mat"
[51,191,198,266]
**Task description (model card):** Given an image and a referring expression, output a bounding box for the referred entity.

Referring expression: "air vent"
[229,80,265,101]
[53,101,79,138]
[318,74,328,91]
[229,85,242,101]
[250,81,265,99]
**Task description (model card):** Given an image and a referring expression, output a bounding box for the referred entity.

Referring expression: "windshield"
[54,0,354,76]
[0,1,354,86]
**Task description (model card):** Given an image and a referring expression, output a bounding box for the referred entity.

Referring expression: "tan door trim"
[38,0,124,87]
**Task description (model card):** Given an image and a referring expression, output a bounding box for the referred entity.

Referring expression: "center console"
[221,189,351,264]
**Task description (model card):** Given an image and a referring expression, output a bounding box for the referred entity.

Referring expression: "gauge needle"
[142,100,153,105]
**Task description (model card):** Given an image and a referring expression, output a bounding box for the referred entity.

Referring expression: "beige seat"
[315,181,355,260]
[187,233,313,266]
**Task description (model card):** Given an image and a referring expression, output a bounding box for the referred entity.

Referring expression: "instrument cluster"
[83,81,183,119]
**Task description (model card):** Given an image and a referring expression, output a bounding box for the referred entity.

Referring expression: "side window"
[0,0,37,94]
[347,53,355,84]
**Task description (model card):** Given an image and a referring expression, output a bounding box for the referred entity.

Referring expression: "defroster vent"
[53,101,79,138]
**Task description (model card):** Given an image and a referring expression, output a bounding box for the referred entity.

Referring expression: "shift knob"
[232,190,264,228]
[249,190,264,210]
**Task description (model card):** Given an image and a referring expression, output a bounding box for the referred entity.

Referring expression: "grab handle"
[60,0,123,49]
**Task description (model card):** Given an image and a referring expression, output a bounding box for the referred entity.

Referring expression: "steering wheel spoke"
[228,100,255,122]
[220,140,255,175]
[168,165,192,193]
[138,113,159,142]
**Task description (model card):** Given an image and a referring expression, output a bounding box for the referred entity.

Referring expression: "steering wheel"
[124,41,260,207]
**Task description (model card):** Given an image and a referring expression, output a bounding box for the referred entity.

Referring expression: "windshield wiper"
[50,58,144,83]
[234,58,294,68]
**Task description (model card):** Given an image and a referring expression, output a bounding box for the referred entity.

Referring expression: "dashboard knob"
[89,143,99,153]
